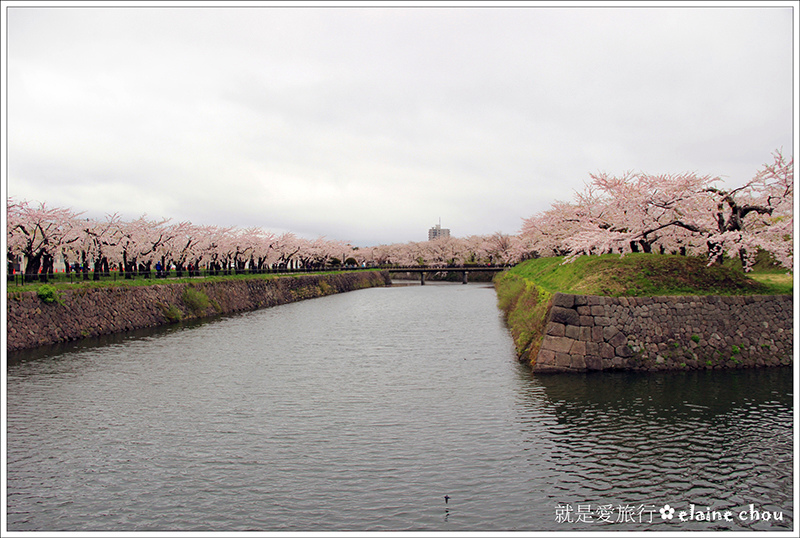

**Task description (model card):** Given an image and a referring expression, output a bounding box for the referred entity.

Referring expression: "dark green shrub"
[37,285,64,305]
[182,286,210,315]
[158,302,183,323]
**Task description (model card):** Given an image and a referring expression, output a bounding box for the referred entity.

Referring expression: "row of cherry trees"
[6,200,518,282]
[6,150,793,282]
[359,231,520,268]
[518,150,793,271]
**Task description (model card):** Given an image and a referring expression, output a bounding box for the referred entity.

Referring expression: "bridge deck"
[384,266,506,272]
[383,265,507,284]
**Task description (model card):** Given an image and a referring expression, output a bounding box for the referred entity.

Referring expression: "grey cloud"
[5,5,794,247]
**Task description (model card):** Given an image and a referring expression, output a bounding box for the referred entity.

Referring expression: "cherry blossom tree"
[484,232,514,265]
[117,216,172,278]
[199,225,235,275]
[272,232,302,270]
[520,199,591,258]
[561,171,718,260]
[522,150,793,271]
[246,228,278,273]
[7,199,83,282]
[166,221,206,277]
[74,214,124,280]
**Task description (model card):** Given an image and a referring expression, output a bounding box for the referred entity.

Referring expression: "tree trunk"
[25,252,42,283]
[81,251,90,280]
[123,254,134,279]
[707,241,725,265]
[39,252,54,283]
[739,249,749,271]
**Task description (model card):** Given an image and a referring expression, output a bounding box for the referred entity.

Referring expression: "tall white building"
[428,221,450,241]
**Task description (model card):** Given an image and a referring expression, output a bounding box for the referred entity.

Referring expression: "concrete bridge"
[383,265,508,284]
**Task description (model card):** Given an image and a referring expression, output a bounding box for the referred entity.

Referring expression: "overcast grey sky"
[4,2,796,246]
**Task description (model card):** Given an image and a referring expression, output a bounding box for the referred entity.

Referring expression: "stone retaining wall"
[535,293,793,373]
[7,271,391,352]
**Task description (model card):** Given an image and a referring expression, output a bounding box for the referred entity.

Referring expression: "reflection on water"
[6,284,794,532]
[517,369,794,531]
[7,317,214,367]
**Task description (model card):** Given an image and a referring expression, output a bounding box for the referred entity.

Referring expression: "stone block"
[546,323,566,337]
[608,331,627,348]
[603,326,620,341]
[615,345,634,358]
[551,306,580,325]
[570,355,587,370]
[591,326,604,342]
[565,324,581,339]
[590,305,606,316]
[569,340,586,355]
[594,316,611,326]
[579,326,592,341]
[585,356,603,370]
[552,293,575,308]
[535,363,568,373]
[579,316,595,327]
[541,335,575,354]
[600,342,616,359]
[555,353,573,368]
[577,306,591,316]
[537,349,556,365]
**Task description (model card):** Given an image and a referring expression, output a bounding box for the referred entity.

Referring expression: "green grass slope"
[507,253,790,297]
[7,269,385,296]
[494,253,792,364]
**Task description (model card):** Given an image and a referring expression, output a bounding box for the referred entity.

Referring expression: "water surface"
[6,283,794,531]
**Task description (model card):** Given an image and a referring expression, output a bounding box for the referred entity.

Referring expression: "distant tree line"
[7,150,792,282]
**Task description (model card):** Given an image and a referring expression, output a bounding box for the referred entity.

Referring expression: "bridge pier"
[420,271,425,285]
[462,271,468,284]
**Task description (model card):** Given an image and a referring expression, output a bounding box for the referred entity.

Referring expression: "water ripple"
[7,285,794,532]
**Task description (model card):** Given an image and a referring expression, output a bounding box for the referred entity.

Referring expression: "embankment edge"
[496,278,793,373]
[7,271,391,352]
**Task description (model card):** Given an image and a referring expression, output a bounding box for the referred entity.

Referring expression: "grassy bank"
[495,273,553,360]
[505,253,791,297]
[8,271,392,352]
[7,269,383,297]
[494,253,793,363]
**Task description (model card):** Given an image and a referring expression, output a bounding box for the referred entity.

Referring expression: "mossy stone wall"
[7,272,391,352]
[534,293,793,373]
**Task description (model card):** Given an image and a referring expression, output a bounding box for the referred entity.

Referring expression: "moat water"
[6,283,794,531]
